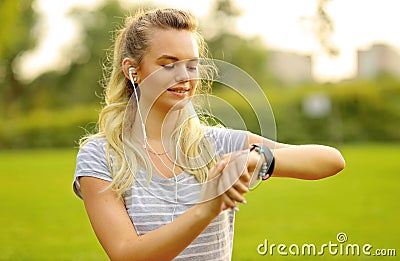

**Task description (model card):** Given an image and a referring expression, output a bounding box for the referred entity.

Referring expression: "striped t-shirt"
[73,127,248,260]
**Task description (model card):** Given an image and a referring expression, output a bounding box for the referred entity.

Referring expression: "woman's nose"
[174,64,191,83]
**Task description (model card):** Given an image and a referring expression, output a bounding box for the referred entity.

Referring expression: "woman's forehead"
[148,29,199,60]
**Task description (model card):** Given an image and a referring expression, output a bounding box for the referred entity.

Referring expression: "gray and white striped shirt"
[73,127,248,260]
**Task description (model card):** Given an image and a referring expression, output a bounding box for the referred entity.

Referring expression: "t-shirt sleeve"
[72,139,113,199]
[205,126,249,156]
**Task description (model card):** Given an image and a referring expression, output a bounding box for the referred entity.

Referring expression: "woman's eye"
[162,62,198,71]
[187,65,198,71]
[162,64,175,69]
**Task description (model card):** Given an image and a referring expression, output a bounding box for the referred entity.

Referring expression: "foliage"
[207,34,273,86]
[204,0,273,86]
[1,78,399,148]
[1,0,400,149]
[212,77,400,145]
[26,0,133,109]
[0,0,35,61]
[0,0,36,117]
[314,0,339,56]
[0,105,99,149]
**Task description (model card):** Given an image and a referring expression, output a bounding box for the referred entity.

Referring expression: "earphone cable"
[129,70,147,142]
[129,70,181,222]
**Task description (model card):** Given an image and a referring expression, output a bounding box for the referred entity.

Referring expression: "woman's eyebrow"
[157,55,199,62]
[157,55,179,62]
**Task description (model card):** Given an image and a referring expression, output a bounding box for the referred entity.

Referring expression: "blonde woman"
[73,8,345,260]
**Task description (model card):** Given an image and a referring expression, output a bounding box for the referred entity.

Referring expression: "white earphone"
[129,67,136,77]
[128,67,146,142]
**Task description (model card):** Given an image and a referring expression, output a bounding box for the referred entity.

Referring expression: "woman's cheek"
[190,80,198,94]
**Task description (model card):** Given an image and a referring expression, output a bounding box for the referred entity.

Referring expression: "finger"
[222,193,237,209]
[239,170,251,184]
[221,153,230,160]
[224,156,248,181]
[225,187,246,204]
[215,158,228,173]
[217,164,248,196]
[233,181,249,194]
[220,202,228,212]
[215,151,251,196]
[218,171,241,195]
[201,159,228,202]
[208,158,228,181]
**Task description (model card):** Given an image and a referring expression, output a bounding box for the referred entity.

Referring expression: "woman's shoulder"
[73,137,112,199]
[203,126,248,153]
[80,137,107,149]
[203,125,248,139]
[76,137,109,161]
[74,137,112,179]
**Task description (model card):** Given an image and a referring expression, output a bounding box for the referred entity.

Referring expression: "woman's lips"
[167,87,190,94]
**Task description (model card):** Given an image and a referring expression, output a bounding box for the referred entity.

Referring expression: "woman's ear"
[122,58,138,80]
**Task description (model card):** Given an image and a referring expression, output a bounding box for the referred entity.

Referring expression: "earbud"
[129,67,136,76]
[128,67,138,86]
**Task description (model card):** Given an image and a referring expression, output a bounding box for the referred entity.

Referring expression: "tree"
[27,0,155,109]
[204,0,272,87]
[314,0,339,56]
[0,0,36,116]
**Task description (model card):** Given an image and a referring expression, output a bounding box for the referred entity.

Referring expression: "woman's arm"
[81,177,221,261]
[79,158,249,261]
[246,132,345,180]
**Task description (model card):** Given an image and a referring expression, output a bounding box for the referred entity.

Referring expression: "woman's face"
[137,29,200,113]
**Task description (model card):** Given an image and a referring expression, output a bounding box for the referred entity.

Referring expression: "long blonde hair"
[80,8,217,198]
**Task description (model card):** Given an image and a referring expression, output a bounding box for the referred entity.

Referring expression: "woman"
[73,8,345,260]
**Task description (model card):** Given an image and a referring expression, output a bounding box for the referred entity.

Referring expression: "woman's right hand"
[199,150,252,216]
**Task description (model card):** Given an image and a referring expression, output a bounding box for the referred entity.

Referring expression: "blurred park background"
[1,0,399,260]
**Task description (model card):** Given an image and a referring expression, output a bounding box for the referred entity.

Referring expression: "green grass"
[0,144,399,260]
[0,149,107,261]
[233,144,400,260]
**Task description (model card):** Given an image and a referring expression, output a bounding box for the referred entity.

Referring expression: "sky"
[17,0,400,82]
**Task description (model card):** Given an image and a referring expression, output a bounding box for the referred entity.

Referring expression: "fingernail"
[234,206,240,212]
[242,199,247,204]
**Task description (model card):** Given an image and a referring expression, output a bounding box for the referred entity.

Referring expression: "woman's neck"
[142,108,180,142]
